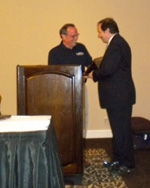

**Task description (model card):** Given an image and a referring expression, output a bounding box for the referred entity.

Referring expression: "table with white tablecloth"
[0,115,64,188]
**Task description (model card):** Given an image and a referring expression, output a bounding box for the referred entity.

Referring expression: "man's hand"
[88,72,93,79]
[83,71,93,80]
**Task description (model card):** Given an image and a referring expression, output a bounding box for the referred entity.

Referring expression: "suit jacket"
[93,34,136,109]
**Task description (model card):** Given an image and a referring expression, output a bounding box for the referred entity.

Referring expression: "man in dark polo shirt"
[48,23,92,73]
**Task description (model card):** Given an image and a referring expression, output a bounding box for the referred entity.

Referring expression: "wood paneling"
[17,65,83,175]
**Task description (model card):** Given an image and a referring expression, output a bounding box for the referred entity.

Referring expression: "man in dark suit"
[87,18,136,175]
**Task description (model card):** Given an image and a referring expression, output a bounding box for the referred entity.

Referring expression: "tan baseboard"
[85,129,113,139]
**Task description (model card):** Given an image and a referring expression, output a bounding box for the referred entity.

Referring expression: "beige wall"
[1,0,150,131]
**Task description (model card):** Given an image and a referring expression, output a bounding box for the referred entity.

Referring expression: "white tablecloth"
[0,115,51,132]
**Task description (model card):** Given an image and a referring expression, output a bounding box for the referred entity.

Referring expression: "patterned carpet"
[65,148,128,188]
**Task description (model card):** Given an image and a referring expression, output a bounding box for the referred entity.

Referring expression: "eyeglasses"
[67,33,80,38]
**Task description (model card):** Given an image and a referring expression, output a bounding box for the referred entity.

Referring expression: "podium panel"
[17,65,83,175]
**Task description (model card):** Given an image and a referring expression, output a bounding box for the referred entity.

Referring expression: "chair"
[132,116,150,149]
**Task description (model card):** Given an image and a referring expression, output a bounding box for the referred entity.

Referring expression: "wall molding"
[84,129,113,139]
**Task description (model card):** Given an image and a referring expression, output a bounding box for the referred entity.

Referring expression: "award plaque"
[83,56,103,76]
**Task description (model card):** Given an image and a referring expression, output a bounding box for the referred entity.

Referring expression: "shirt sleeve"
[48,49,57,65]
[82,45,92,67]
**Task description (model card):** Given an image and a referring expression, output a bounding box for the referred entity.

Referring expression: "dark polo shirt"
[48,42,92,73]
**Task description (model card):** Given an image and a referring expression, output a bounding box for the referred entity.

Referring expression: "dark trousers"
[106,105,135,168]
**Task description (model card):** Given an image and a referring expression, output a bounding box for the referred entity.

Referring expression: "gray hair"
[59,23,75,37]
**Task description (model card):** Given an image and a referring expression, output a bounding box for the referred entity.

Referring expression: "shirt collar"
[60,41,76,51]
[108,33,117,45]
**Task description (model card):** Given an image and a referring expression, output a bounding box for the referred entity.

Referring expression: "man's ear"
[61,34,67,40]
[105,28,110,33]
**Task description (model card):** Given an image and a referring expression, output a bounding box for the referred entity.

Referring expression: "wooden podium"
[17,65,84,176]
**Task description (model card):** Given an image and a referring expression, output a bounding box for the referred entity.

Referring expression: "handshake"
[83,56,103,76]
